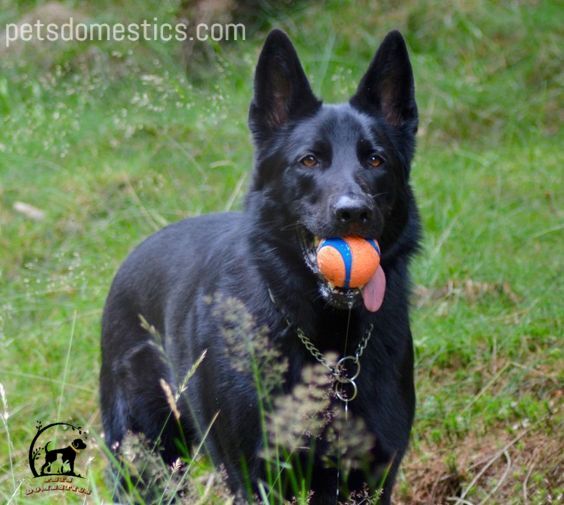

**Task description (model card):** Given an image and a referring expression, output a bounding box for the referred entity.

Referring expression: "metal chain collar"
[268,289,374,403]
[295,324,374,402]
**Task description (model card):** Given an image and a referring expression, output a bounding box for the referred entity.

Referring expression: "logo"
[25,421,91,497]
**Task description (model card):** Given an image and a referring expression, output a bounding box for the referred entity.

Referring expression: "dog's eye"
[368,154,384,168]
[300,154,319,168]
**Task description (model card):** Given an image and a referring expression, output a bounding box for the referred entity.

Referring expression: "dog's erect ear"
[350,30,417,130]
[249,29,321,142]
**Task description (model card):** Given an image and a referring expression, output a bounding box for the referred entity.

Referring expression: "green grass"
[0,0,562,503]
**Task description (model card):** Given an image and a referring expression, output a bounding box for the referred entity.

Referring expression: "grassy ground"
[0,0,562,503]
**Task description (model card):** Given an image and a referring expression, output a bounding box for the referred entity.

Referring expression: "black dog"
[40,438,87,476]
[100,29,420,504]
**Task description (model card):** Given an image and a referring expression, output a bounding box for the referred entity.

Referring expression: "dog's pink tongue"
[362,266,386,312]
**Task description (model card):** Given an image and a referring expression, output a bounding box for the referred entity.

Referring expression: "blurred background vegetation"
[0,0,562,503]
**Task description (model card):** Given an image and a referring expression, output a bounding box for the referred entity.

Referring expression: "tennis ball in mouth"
[316,236,381,289]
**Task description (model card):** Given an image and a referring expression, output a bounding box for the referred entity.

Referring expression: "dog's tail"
[44,441,52,452]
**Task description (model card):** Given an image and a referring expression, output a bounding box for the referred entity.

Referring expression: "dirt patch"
[413,279,521,308]
[395,429,563,504]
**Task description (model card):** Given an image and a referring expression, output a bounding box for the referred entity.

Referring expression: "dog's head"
[72,438,87,450]
[247,30,418,310]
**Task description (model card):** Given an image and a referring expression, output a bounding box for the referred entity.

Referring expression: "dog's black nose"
[334,195,372,225]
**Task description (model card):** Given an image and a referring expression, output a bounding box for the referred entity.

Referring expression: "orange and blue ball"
[316,237,381,289]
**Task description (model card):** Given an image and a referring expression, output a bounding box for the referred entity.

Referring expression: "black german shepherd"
[100,29,420,504]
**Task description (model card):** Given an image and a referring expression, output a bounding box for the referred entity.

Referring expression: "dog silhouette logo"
[28,421,88,478]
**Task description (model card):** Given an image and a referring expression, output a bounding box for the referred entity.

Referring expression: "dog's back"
[101,212,249,452]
